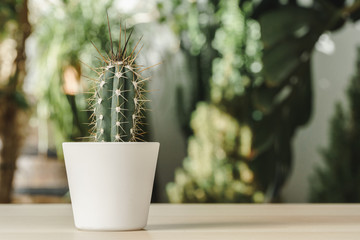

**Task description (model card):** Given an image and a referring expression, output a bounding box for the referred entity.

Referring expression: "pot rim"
[63,142,159,145]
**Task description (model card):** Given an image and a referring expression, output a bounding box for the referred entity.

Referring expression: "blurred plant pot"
[62,142,159,231]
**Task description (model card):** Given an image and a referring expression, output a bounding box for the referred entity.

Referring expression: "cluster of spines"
[85,17,159,142]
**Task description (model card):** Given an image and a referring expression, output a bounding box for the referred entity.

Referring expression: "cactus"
[88,17,156,142]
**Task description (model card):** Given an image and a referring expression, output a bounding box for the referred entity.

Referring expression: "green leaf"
[259,6,330,86]
[13,91,29,109]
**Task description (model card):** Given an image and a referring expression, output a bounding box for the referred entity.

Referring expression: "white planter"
[62,142,159,231]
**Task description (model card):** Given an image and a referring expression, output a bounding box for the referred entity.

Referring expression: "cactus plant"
[88,17,156,142]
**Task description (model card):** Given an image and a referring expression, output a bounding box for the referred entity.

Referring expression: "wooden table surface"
[0,204,359,240]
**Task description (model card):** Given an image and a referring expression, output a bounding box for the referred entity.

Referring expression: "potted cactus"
[62,18,160,231]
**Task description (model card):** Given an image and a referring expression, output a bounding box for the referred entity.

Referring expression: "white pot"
[62,142,159,231]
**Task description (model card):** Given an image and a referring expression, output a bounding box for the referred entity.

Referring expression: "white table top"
[0,204,359,240]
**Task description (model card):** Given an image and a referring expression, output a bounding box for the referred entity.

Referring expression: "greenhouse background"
[1,0,360,203]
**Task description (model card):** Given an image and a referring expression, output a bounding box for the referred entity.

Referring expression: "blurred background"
[0,0,360,203]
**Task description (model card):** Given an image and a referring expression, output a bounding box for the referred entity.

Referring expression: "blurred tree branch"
[0,0,31,203]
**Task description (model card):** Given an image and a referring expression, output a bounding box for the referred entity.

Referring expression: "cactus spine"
[89,18,152,142]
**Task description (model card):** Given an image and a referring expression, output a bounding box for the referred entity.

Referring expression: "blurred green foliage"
[31,0,131,157]
[165,0,265,203]
[163,0,360,202]
[157,0,219,137]
[0,0,27,37]
[250,0,360,199]
[0,0,29,101]
[167,103,264,203]
[310,47,360,203]
[2,0,360,203]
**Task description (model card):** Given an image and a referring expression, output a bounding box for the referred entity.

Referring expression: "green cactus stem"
[88,17,158,142]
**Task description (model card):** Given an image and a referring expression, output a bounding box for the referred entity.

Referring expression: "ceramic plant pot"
[63,142,159,231]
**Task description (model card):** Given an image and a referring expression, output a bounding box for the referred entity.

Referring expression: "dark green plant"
[249,0,360,200]
[310,47,360,203]
[89,19,152,142]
